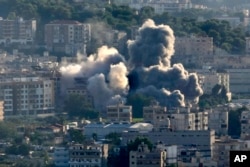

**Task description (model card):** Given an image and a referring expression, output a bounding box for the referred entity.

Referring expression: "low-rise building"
[69,143,108,167]
[129,142,167,167]
[212,136,250,167]
[106,102,132,123]
[0,101,4,120]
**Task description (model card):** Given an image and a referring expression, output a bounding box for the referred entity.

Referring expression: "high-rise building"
[45,20,91,55]
[0,17,36,45]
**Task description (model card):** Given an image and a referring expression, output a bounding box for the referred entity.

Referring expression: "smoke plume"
[60,19,203,112]
[127,19,203,107]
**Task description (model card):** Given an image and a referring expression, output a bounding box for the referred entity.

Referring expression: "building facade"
[106,103,132,122]
[0,101,4,120]
[45,20,91,55]
[0,77,55,118]
[129,142,167,167]
[69,143,108,167]
[53,147,69,167]
[0,17,36,45]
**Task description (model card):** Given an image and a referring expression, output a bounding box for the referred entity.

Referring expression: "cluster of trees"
[0,0,248,54]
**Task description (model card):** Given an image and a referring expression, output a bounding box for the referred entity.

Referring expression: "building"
[129,142,167,167]
[212,136,250,167]
[240,110,250,138]
[0,101,3,120]
[174,36,214,67]
[69,143,108,167]
[0,77,55,118]
[196,68,230,95]
[45,20,91,55]
[143,104,208,131]
[226,68,250,94]
[122,130,215,157]
[0,17,36,45]
[106,102,132,123]
[178,147,217,167]
[53,147,69,167]
[84,122,131,139]
[246,37,250,54]
[208,105,229,136]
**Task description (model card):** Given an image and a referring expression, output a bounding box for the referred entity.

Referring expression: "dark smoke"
[60,19,203,112]
[127,19,203,107]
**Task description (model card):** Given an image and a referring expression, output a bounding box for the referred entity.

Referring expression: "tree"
[127,137,153,152]
[68,128,85,143]
[228,107,248,137]
[64,94,98,119]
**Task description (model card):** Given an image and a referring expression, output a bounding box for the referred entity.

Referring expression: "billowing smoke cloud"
[60,19,203,112]
[60,46,128,111]
[127,19,203,107]
[128,19,175,68]
[108,62,129,93]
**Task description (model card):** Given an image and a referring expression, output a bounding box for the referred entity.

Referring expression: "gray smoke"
[128,19,203,106]
[60,46,129,111]
[60,19,203,112]
[128,19,175,68]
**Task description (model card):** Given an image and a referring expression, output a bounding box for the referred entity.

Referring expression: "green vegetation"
[0,0,248,54]
[64,94,99,120]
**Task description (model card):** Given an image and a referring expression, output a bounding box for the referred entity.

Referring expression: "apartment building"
[240,110,250,138]
[106,102,132,123]
[173,36,214,67]
[0,77,55,118]
[212,136,250,167]
[53,147,69,167]
[0,17,36,45]
[69,143,109,167]
[45,20,91,55]
[196,69,230,95]
[226,68,250,94]
[208,105,228,136]
[143,104,208,131]
[122,130,215,157]
[129,142,167,167]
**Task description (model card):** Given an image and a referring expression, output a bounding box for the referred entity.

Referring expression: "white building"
[0,77,55,118]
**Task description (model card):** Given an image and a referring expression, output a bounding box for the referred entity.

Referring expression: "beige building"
[106,103,132,122]
[208,105,228,136]
[0,77,55,118]
[69,143,108,167]
[129,142,167,167]
[45,20,91,55]
[197,70,230,95]
[212,136,250,167]
[0,17,36,45]
[226,68,250,94]
[174,36,214,66]
[143,105,208,131]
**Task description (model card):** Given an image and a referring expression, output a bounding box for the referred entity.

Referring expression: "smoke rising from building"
[127,19,203,107]
[60,19,203,112]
